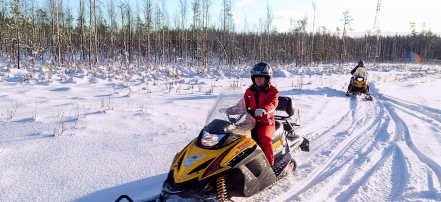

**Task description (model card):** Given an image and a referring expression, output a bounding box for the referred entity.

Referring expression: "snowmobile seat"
[275,96,295,119]
[272,121,284,144]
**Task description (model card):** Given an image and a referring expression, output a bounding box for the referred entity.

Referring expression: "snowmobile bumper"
[161,172,213,199]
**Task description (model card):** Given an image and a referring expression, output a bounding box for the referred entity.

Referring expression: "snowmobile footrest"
[287,133,299,141]
[272,153,292,177]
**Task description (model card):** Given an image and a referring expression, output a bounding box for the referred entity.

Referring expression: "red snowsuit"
[244,83,279,166]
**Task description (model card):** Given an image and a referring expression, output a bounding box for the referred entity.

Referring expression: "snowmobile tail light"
[356,77,364,81]
[201,131,225,147]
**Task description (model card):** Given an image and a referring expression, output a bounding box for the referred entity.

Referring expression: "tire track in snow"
[300,96,355,149]
[296,93,354,142]
[335,144,407,201]
[382,95,441,123]
[334,95,409,201]
[274,92,385,201]
[327,87,441,201]
[382,95,441,133]
[234,94,359,202]
[379,92,441,197]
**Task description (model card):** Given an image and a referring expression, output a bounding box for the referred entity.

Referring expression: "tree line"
[1,0,440,73]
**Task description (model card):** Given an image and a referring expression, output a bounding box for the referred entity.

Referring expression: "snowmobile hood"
[170,135,256,184]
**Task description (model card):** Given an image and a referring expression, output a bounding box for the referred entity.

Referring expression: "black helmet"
[357,60,364,66]
[250,62,272,85]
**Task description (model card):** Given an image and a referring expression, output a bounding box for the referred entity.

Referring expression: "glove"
[255,108,265,117]
[219,108,228,113]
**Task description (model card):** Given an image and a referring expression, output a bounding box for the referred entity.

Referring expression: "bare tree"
[107,0,116,59]
[221,0,232,32]
[144,0,153,67]
[119,1,128,68]
[127,1,132,65]
[10,0,22,69]
[0,0,440,74]
[201,0,211,29]
[201,0,211,68]
[310,1,316,66]
[265,2,273,61]
[56,0,62,67]
[93,0,98,67]
[340,9,354,64]
[160,0,168,66]
[89,0,93,68]
[64,4,75,67]
[78,0,85,62]
[179,0,187,62]
[135,8,142,68]
[373,0,382,63]
[292,16,308,66]
[1,0,4,51]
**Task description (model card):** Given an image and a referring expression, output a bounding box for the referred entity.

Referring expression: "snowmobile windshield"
[205,91,256,136]
[354,67,368,78]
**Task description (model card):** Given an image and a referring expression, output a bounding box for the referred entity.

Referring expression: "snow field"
[1,63,441,201]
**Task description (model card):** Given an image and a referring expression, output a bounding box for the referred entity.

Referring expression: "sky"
[234,0,441,34]
[47,0,441,35]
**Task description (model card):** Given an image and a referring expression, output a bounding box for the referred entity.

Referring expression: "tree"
[144,0,153,67]
[311,1,317,66]
[107,0,116,59]
[55,0,61,67]
[119,1,128,67]
[340,9,354,63]
[1,0,4,51]
[178,0,187,62]
[221,0,232,32]
[10,0,22,69]
[373,0,382,63]
[77,0,86,62]
[265,2,273,61]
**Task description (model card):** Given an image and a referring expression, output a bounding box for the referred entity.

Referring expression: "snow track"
[245,84,441,202]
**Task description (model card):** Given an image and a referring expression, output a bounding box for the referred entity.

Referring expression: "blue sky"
[41,0,441,35]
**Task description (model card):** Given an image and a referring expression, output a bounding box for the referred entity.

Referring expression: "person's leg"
[255,125,275,166]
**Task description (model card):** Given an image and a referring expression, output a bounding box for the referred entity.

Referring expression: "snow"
[1,62,441,202]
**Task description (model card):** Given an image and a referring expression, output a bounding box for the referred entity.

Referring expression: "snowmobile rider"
[351,60,364,75]
[244,62,279,166]
[347,60,365,93]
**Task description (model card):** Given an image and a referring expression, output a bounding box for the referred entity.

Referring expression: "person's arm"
[351,67,357,75]
[243,90,250,109]
[261,88,279,114]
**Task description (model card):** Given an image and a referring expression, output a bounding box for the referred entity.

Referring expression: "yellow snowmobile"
[115,94,309,202]
[346,66,372,100]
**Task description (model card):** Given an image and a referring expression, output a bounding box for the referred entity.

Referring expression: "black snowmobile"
[345,66,372,100]
[116,94,309,202]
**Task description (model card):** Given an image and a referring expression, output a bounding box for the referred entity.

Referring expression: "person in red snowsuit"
[244,62,279,166]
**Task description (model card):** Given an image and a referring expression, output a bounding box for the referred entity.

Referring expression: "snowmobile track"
[271,86,441,202]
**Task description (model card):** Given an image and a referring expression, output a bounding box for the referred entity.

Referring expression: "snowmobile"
[117,94,309,202]
[345,66,372,100]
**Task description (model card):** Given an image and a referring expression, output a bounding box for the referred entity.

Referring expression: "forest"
[1,0,440,73]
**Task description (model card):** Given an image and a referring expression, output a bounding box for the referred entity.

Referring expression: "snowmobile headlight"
[356,77,364,81]
[201,131,225,147]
